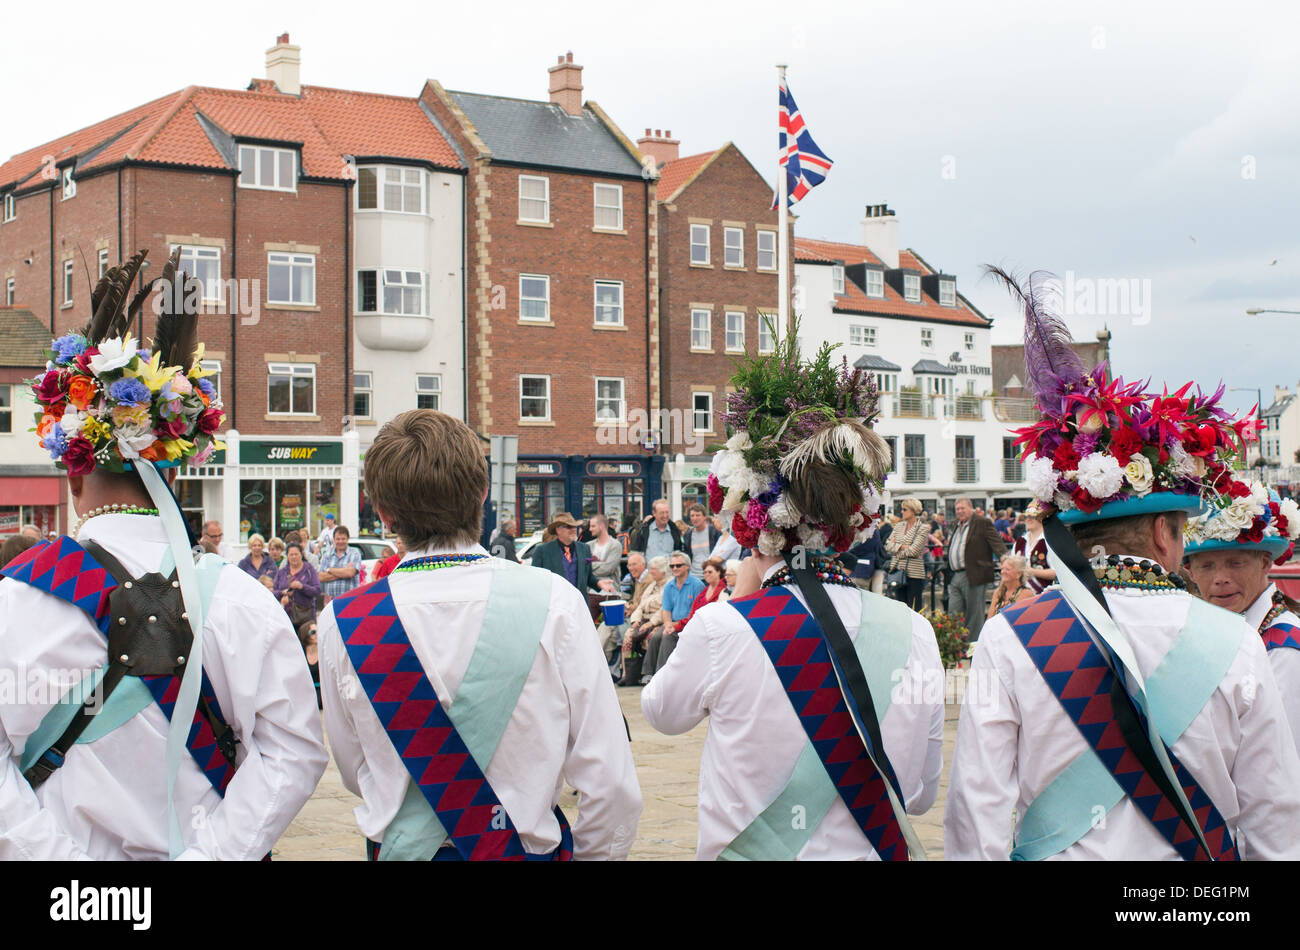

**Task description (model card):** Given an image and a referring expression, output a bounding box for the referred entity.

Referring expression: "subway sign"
[240,440,344,465]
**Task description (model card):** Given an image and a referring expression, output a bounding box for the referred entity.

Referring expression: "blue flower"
[195,377,216,399]
[41,423,68,459]
[108,378,152,407]
[52,334,87,365]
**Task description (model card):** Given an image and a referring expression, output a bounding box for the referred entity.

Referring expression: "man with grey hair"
[20,525,40,541]
[945,497,1005,642]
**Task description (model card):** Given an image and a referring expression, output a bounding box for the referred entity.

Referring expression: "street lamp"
[1246,308,1300,316]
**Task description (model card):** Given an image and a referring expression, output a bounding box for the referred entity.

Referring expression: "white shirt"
[317,543,642,860]
[641,565,945,860]
[945,578,1300,860]
[1243,584,1300,758]
[709,534,742,563]
[0,514,328,860]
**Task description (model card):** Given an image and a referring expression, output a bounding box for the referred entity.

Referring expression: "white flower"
[1167,441,1198,480]
[849,510,864,528]
[87,337,139,375]
[1248,481,1270,508]
[722,486,746,513]
[725,430,752,452]
[795,523,829,550]
[1122,455,1154,495]
[747,468,777,500]
[1280,498,1300,538]
[1053,490,1075,511]
[757,529,787,557]
[1026,455,1059,503]
[766,494,801,529]
[1218,500,1257,534]
[115,422,156,458]
[1076,452,1124,500]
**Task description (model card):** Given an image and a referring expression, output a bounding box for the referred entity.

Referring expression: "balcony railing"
[954,458,979,483]
[893,391,933,418]
[903,457,931,483]
[955,396,983,420]
[1002,458,1025,482]
[992,396,1038,423]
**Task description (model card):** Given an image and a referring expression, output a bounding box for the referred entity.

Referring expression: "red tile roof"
[0,80,461,192]
[793,236,884,267]
[655,149,719,202]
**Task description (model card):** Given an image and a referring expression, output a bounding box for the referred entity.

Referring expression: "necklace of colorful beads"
[392,553,491,573]
[762,556,856,591]
[1092,555,1184,594]
[72,505,159,540]
[1258,588,1289,635]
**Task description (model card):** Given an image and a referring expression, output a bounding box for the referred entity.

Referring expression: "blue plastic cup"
[600,600,626,626]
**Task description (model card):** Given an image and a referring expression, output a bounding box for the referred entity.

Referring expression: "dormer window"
[61,167,76,201]
[865,269,884,298]
[832,265,845,295]
[940,279,956,307]
[903,274,921,302]
[238,145,297,192]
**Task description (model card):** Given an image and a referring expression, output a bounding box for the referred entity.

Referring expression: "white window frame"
[594,280,624,326]
[595,376,625,423]
[267,252,316,306]
[355,165,426,214]
[381,268,425,316]
[849,325,876,347]
[904,274,921,302]
[353,371,372,420]
[757,312,776,354]
[941,279,957,307]
[725,311,745,352]
[267,362,316,416]
[172,244,223,303]
[63,260,73,304]
[876,372,898,393]
[519,274,550,322]
[2,192,14,222]
[756,230,776,271]
[238,145,297,192]
[416,374,441,411]
[865,269,884,298]
[61,167,76,201]
[724,227,744,267]
[964,332,975,351]
[0,382,11,434]
[692,392,713,433]
[690,224,710,265]
[593,183,623,230]
[832,264,845,295]
[691,308,712,350]
[97,248,109,279]
[200,359,222,404]
[520,374,551,421]
[921,327,934,349]
[5,277,13,307]
[519,175,550,223]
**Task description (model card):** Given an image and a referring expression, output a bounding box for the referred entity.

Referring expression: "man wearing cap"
[532,512,618,597]
[1184,480,1300,757]
[313,512,337,557]
[945,269,1300,860]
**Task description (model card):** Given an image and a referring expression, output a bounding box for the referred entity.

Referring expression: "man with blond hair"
[317,409,641,860]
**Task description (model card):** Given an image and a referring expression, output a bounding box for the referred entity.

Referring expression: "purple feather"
[985,267,1089,416]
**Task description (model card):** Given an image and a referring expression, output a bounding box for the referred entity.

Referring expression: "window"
[690,224,710,265]
[520,274,550,321]
[691,309,712,350]
[2,193,13,222]
[725,311,745,352]
[200,360,222,403]
[267,252,315,306]
[964,332,974,351]
[521,375,550,420]
[904,274,921,302]
[757,230,776,271]
[5,278,13,307]
[355,166,425,214]
[875,372,898,393]
[175,245,222,302]
[61,167,76,200]
[353,372,372,419]
[921,328,933,349]
[357,271,377,312]
[267,363,315,415]
[692,392,713,433]
[63,260,73,304]
[382,269,424,315]
[832,265,845,295]
[849,325,876,347]
[0,384,11,433]
[595,377,625,422]
[594,280,623,326]
[238,145,296,191]
[941,279,957,307]
[757,312,776,354]
[519,175,549,223]
[594,184,622,230]
[865,269,884,298]
[724,227,744,267]
[97,248,109,279]
[416,374,441,410]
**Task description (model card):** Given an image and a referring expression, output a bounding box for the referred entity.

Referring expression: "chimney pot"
[566,51,574,62]
[645,128,651,136]
[548,52,584,116]
[266,34,302,96]
[636,127,680,166]
[861,203,900,268]
[666,129,671,137]
[278,32,289,43]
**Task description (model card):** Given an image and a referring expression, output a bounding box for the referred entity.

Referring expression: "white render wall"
[1,383,57,466]
[352,167,465,452]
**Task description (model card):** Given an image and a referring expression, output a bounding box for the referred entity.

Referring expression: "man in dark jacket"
[945,497,1007,642]
[629,499,686,560]
[489,517,519,562]
[532,512,617,596]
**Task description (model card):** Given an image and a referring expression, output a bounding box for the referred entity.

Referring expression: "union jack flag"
[773,78,833,208]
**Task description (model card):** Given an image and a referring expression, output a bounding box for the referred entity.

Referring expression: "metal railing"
[955,396,983,420]
[903,457,930,483]
[954,458,979,483]
[1002,458,1024,482]
[893,391,933,418]
[992,396,1038,422]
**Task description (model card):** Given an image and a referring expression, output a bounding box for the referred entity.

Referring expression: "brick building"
[641,135,792,515]
[421,53,662,536]
[0,307,66,535]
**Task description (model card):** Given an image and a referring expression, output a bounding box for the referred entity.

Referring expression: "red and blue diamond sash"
[1,536,238,796]
[1002,590,1239,861]
[729,587,908,861]
[332,578,573,861]
[1262,623,1300,653]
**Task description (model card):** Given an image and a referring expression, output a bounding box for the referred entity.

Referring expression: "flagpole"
[777,63,789,344]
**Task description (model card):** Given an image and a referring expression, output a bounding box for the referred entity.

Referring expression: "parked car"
[350,537,397,583]
[515,531,545,567]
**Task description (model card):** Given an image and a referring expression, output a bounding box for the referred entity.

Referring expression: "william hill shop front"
[510,454,664,538]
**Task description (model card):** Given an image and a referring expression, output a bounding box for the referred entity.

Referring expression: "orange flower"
[140,440,168,462]
[48,400,67,420]
[36,413,58,437]
[67,375,98,410]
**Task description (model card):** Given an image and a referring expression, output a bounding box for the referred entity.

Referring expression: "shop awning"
[0,477,62,506]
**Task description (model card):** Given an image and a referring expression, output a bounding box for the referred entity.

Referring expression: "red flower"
[732,510,759,548]
[1275,543,1294,566]
[160,417,190,439]
[198,407,224,435]
[61,437,97,477]
[1053,442,1081,472]
[1108,427,1145,466]
[1071,485,1104,514]
[1181,424,1218,458]
[1227,480,1252,499]
[33,369,67,404]
[706,473,724,514]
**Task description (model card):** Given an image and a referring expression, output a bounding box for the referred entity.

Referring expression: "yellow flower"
[159,437,193,461]
[81,415,113,443]
[111,404,151,427]
[126,351,182,393]
[188,342,212,379]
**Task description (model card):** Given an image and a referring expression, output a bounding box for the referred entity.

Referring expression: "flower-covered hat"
[31,249,225,476]
[707,330,891,556]
[1184,478,1300,564]
[995,269,1258,525]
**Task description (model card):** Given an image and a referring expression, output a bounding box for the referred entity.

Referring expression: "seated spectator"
[724,559,741,595]
[987,554,1035,619]
[620,556,668,686]
[709,512,742,563]
[641,552,706,683]
[273,541,320,630]
[598,552,648,679]
[237,533,277,590]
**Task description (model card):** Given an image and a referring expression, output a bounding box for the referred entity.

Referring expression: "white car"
[349,537,397,583]
[515,531,545,567]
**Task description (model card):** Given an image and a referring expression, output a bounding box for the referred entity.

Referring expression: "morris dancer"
[642,339,944,860]
[0,249,327,859]
[945,269,1300,860]
[317,410,641,860]
[1184,479,1300,756]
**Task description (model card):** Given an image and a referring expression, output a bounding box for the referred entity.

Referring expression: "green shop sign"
[240,440,343,465]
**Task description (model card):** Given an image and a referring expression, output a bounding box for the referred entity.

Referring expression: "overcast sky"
[7,0,1297,416]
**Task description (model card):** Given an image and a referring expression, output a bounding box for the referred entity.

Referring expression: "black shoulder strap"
[1042,515,1213,860]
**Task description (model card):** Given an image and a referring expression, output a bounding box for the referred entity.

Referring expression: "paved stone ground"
[277,672,966,861]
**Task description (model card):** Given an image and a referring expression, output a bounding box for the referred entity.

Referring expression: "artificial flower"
[87,337,139,375]
[66,375,98,410]
[1122,455,1154,495]
[1076,453,1125,500]
[61,437,97,477]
